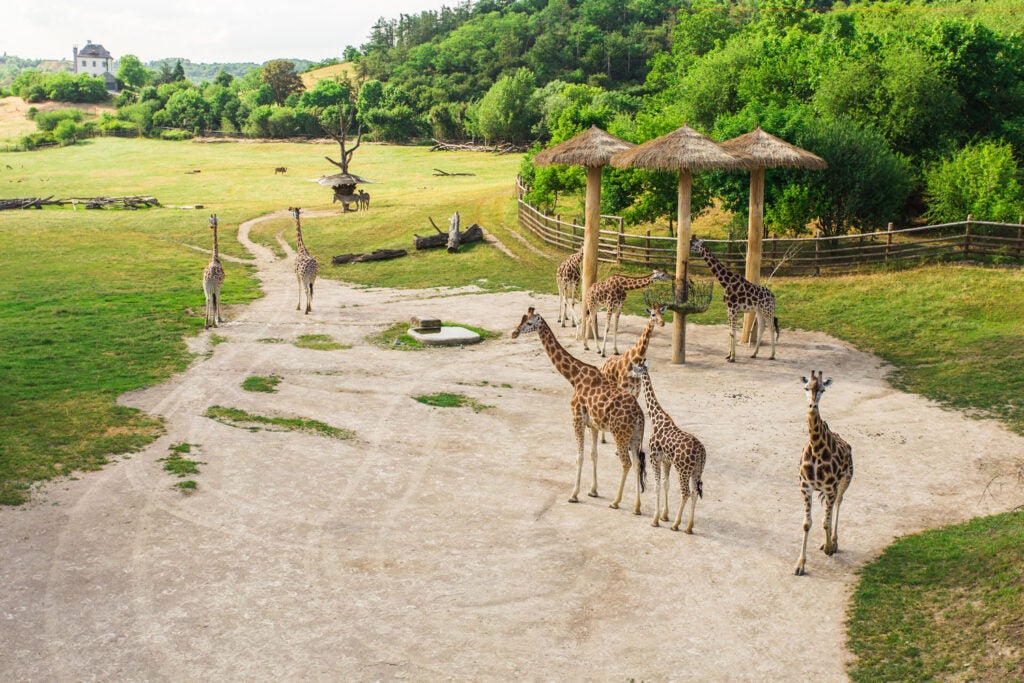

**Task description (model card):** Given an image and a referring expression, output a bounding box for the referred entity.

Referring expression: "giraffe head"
[289,206,301,221]
[511,307,544,339]
[208,214,218,230]
[650,269,672,283]
[801,370,833,409]
[627,359,650,382]
[690,236,704,254]
[645,304,666,327]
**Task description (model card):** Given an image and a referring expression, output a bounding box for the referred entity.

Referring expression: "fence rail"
[516,178,1024,275]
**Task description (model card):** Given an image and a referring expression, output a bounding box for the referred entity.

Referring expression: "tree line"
[5,0,1024,231]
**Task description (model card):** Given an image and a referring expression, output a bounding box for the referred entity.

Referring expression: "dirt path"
[2,212,1022,681]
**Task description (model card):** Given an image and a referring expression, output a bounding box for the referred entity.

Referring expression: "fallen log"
[414,213,484,251]
[432,168,475,176]
[332,249,408,264]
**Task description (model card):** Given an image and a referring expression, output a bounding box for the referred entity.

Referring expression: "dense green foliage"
[9,70,109,103]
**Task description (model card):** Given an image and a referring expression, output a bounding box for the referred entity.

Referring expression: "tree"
[172,61,187,82]
[117,55,151,89]
[164,88,211,132]
[924,141,1024,223]
[261,60,304,106]
[469,67,539,143]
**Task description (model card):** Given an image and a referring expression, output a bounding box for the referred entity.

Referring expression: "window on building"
[92,61,96,67]
[81,60,87,66]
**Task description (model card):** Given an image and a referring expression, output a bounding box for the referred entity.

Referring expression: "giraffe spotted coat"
[580,269,672,356]
[290,207,319,314]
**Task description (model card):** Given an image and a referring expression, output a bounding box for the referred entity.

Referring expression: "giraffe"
[794,370,854,576]
[556,247,584,328]
[691,236,778,362]
[512,307,647,513]
[628,361,707,533]
[202,213,225,329]
[289,207,319,314]
[580,269,672,357]
[597,304,666,444]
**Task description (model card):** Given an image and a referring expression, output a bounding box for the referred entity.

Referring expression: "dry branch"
[332,249,407,264]
[414,212,484,251]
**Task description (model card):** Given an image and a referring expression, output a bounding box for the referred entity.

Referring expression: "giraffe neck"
[296,223,308,255]
[536,317,591,386]
[634,317,657,357]
[618,274,657,291]
[639,373,668,425]
[808,407,828,443]
[697,244,741,288]
[212,224,220,262]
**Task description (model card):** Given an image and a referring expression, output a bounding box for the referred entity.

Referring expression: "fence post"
[964,214,972,261]
[617,218,624,264]
[1017,219,1023,264]
[645,231,651,266]
[814,230,821,276]
[770,234,777,273]
[885,222,893,263]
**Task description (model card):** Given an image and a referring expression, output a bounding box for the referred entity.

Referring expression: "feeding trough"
[406,317,481,346]
[644,279,713,363]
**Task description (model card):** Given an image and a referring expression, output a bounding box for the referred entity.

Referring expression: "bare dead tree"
[321,106,362,175]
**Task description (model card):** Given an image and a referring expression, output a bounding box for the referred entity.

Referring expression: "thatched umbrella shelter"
[611,124,749,364]
[720,127,826,342]
[533,126,634,339]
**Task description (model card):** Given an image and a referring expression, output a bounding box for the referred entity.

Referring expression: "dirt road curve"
[2,211,1021,681]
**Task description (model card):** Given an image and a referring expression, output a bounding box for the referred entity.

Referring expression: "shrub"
[53,119,78,144]
[159,128,193,141]
[924,141,1024,223]
[34,108,84,132]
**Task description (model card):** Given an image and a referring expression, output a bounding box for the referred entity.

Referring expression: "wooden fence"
[516,178,1024,275]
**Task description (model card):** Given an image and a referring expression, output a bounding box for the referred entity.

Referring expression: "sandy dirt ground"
[2,210,1022,682]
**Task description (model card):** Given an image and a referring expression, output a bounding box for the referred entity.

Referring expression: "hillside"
[300,62,359,90]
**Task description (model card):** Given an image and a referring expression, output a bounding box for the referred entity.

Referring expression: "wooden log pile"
[429,139,529,154]
[413,212,484,252]
[0,195,161,211]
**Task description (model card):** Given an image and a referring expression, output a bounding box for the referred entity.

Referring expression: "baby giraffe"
[628,360,706,533]
[795,371,854,576]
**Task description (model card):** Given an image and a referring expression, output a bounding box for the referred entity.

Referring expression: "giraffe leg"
[661,461,671,522]
[587,426,599,498]
[795,485,813,575]
[767,306,777,360]
[296,274,304,311]
[610,309,622,355]
[569,288,579,327]
[650,455,663,527]
[215,287,223,324]
[599,309,613,357]
[831,478,850,552]
[821,496,836,555]
[726,310,737,362]
[750,311,764,358]
[609,442,631,510]
[684,473,699,534]
[305,281,314,314]
[570,411,586,503]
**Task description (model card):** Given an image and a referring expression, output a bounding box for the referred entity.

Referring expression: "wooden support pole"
[672,169,693,365]
[580,166,602,342]
[741,167,765,344]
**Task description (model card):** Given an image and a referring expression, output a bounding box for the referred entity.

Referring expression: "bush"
[924,141,1024,223]
[159,129,193,141]
[20,131,57,150]
[53,119,78,144]
[34,108,84,132]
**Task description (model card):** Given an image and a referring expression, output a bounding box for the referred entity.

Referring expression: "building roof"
[78,42,112,59]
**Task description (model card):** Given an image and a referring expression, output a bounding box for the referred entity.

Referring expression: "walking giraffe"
[794,370,854,576]
[512,307,647,513]
[202,214,225,329]
[289,207,318,314]
[556,248,584,328]
[580,269,672,356]
[691,236,778,362]
[628,361,707,533]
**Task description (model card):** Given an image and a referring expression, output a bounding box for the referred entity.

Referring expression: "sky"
[4,0,460,64]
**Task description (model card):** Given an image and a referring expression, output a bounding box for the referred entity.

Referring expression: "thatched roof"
[532,126,634,168]
[316,172,375,187]
[719,127,827,170]
[610,125,749,171]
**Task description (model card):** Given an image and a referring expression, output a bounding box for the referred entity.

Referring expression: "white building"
[73,40,117,90]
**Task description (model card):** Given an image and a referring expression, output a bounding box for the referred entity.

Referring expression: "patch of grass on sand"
[414,392,492,412]
[294,334,349,351]
[242,375,282,393]
[204,405,354,440]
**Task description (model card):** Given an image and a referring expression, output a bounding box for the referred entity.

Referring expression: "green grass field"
[1,135,1022,679]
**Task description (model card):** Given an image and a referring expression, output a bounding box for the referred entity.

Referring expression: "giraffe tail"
[696,477,703,499]
[774,317,781,340]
